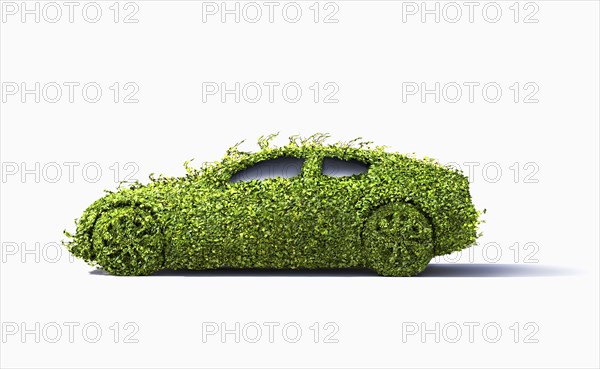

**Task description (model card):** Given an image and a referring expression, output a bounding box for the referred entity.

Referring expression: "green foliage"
[364,202,434,276]
[63,134,482,276]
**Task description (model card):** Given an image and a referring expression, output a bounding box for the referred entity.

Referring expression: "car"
[64,134,482,276]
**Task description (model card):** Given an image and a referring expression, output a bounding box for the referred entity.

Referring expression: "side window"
[229,156,304,183]
[322,157,369,178]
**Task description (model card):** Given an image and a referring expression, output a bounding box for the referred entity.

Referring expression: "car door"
[299,155,371,268]
[221,154,308,268]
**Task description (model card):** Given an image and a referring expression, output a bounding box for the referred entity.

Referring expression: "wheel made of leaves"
[364,202,434,276]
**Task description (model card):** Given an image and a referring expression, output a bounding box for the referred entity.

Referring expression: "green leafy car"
[64,134,482,276]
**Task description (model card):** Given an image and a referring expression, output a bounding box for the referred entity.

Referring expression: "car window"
[322,157,369,178]
[229,156,305,183]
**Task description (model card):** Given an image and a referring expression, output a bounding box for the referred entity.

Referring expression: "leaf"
[63,134,482,276]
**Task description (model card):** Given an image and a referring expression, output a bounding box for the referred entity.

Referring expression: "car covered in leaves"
[64,134,482,276]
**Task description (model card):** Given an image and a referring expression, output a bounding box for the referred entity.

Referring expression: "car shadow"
[89,267,379,277]
[420,263,575,277]
[89,264,575,277]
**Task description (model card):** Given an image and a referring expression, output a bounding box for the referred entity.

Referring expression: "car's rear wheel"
[91,206,164,276]
[364,202,434,276]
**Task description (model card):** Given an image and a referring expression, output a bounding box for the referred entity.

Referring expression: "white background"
[1,0,599,368]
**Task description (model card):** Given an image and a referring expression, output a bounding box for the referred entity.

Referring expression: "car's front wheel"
[363,202,434,276]
[91,206,164,276]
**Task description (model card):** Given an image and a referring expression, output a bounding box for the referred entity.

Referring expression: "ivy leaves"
[63,134,481,276]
